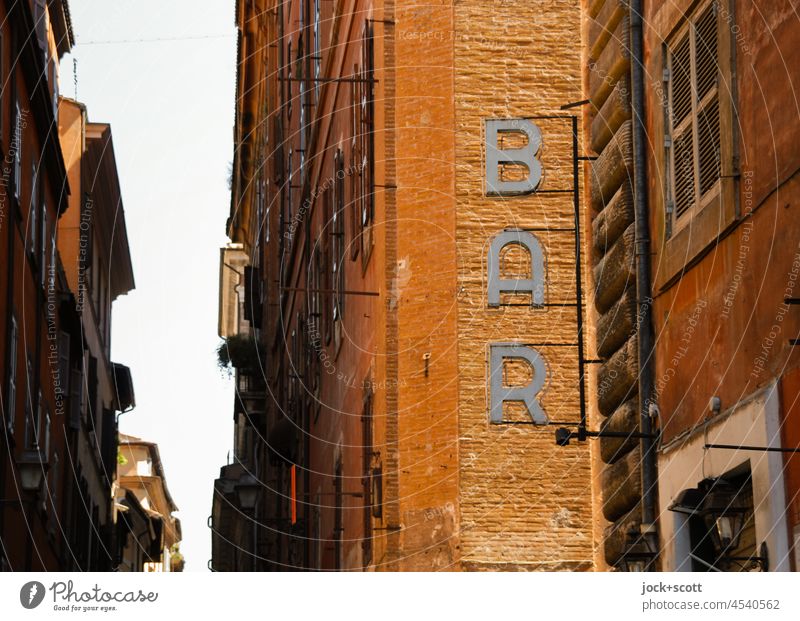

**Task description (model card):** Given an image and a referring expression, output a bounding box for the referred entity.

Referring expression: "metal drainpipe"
[630,0,659,562]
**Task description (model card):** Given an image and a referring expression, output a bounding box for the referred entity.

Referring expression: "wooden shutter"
[34,0,47,52]
[669,31,695,221]
[7,316,18,433]
[667,1,721,229]
[695,5,721,197]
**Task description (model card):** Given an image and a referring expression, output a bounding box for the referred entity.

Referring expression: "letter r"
[489,344,548,424]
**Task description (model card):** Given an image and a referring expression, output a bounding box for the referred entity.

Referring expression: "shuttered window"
[361,385,373,568]
[666,2,721,233]
[332,149,345,328]
[13,100,22,201]
[6,315,18,434]
[359,22,375,267]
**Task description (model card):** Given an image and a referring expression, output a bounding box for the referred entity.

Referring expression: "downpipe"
[630,0,660,566]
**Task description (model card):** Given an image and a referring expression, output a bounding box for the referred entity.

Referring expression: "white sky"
[63,1,237,572]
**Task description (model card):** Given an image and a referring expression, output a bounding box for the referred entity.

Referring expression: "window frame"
[313,0,321,106]
[361,382,374,568]
[25,383,42,451]
[350,64,361,261]
[29,163,38,259]
[14,99,22,202]
[359,22,375,268]
[40,194,48,287]
[6,314,19,434]
[654,0,738,290]
[332,149,345,350]
[665,2,721,237]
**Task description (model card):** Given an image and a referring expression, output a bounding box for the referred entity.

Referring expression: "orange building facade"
[214,0,596,571]
[0,1,138,571]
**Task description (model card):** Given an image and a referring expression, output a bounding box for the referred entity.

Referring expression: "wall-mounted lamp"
[669,478,769,571]
[235,473,260,512]
[16,449,46,492]
[617,529,657,572]
[698,479,748,552]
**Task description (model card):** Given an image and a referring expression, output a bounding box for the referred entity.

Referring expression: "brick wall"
[453,0,594,570]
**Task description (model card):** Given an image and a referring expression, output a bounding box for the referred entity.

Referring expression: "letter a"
[487,229,545,307]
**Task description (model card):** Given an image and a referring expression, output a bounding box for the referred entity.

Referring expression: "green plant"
[216,334,265,374]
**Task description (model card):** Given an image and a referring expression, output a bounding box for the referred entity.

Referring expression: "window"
[49,452,60,528]
[322,187,332,345]
[43,409,51,457]
[40,198,48,287]
[87,355,97,426]
[13,100,22,201]
[287,147,293,225]
[34,1,47,58]
[309,247,323,396]
[666,1,721,235]
[313,0,321,105]
[49,212,57,286]
[655,0,736,287]
[350,65,360,261]
[289,325,298,412]
[332,150,345,330]
[50,60,59,121]
[333,456,343,571]
[254,171,263,262]
[361,383,373,568]
[264,180,271,243]
[69,367,82,429]
[298,33,307,180]
[29,164,38,257]
[359,23,375,265]
[25,384,42,450]
[58,332,70,402]
[6,315,19,433]
[286,39,293,120]
[307,247,322,415]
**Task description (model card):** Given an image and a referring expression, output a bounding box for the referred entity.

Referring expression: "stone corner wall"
[584,0,643,568]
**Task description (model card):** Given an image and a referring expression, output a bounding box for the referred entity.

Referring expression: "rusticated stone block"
[593,222,635,314]
[603,505,642,567]
[592,180,634,257]
[591,120,633,212]
[591,74,632,153]
[596,285,636,359]
[601,445,642,521]
[588,0,606,18]
[588,0,629,63]
[597,333,638,416]
[600,398,639,464]
[588,13,630,110]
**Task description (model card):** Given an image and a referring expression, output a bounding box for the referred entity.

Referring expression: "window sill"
[655,178,738,291]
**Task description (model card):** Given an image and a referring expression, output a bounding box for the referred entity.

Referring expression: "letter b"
[485,119,542,196]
